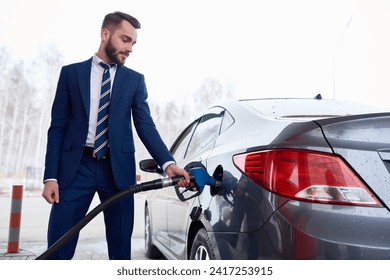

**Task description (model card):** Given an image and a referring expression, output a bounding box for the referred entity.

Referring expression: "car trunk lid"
[315,113,390,208]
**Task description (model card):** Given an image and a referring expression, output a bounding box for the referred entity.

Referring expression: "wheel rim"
[194,245,210,260]
[145,209,151,251]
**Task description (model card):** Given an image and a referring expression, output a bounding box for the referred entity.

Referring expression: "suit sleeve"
[43,67,70,181]
[131,74,175,168]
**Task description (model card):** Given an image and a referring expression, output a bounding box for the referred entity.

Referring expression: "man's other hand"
[42,181,60,204]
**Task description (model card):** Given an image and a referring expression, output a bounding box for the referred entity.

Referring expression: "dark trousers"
[46,153,134,260]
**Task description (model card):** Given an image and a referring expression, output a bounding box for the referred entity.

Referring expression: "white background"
[1,0,390,106]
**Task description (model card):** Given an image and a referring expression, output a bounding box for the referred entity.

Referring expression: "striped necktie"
[94,62,112,159]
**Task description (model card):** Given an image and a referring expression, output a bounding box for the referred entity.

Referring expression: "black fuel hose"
[35,176,186,260]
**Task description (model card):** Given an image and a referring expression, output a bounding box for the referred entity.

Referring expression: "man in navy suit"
[41,11,190,260]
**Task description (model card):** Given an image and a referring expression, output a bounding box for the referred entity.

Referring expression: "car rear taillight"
[233,149,381,207]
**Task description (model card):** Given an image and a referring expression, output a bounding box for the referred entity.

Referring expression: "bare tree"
[1,60,34,175]
[32,44,64,177]
[0,44,63,189]
[193,78,234,113]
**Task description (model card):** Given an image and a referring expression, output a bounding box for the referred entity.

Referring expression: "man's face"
[104,20,137,65]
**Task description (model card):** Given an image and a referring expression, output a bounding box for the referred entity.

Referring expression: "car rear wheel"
[190,228,216,260]
[144,205,163,259]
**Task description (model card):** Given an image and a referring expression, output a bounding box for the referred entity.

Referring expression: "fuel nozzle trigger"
[175,166,222,202]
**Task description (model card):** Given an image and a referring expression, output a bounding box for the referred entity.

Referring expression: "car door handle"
[378,149,390,161]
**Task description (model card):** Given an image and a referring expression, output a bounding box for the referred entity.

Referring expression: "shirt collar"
[93,54,117,70]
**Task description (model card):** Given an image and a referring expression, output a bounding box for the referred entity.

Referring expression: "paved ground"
[0,238,149,260]
[0,192,156,260]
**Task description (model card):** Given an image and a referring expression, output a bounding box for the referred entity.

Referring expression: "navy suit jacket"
[44,58,174,190]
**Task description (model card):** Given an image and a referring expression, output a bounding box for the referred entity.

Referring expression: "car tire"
[144,205,163,259]
[190,228,216,260]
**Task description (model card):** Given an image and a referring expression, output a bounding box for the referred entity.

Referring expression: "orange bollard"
[7,185,23,253]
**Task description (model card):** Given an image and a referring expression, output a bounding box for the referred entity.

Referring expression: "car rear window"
[241,99,387,119]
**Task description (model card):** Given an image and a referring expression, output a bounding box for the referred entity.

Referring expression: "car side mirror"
[139,159,164,174]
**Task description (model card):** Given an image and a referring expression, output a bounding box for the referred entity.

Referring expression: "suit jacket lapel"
[77,58,92,116]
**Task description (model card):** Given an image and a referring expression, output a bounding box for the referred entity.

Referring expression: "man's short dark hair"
[102,11,141,30]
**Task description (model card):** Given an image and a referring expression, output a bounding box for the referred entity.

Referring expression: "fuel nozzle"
[175,165,223,202]
[190,167,219,191]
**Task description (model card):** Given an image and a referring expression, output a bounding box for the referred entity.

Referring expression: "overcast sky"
[1,0,390,106]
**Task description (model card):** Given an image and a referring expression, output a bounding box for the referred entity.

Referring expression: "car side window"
[170,122,197,162]
[185,111,224,158]
[220,109,234,133]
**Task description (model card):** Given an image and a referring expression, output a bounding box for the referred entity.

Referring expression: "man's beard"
[105,38,126,65]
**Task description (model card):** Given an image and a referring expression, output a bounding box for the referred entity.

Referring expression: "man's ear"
[101,28,110,42]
